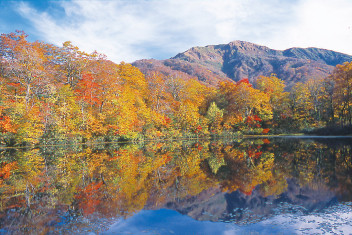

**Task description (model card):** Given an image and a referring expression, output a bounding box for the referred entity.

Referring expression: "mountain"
[133,41,352,88]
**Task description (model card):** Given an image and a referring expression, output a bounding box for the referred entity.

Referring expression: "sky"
[1,0,352,63]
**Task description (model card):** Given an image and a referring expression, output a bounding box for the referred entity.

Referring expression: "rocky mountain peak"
[228,40,273,54]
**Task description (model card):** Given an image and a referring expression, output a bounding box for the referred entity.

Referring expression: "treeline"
[0,32,351,145]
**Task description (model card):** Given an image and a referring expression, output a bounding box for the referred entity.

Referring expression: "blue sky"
[1,0,352,63]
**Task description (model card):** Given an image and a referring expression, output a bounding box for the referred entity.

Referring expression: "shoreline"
[2,134,352,149]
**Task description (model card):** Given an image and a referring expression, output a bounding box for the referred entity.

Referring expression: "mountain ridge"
[133,40,352,88]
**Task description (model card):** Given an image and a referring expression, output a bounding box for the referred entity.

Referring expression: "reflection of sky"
[103,206,352,235]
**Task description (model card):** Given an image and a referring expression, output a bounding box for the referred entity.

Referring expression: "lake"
[1,137,352,234]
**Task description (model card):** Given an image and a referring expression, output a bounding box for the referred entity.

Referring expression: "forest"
[0,31,352,146]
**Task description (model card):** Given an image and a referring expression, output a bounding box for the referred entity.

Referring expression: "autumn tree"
[143,72,175,137]
[0,32,53,110]
[305,78,336,127]
[217,79,271,132]
[255,75,288,115]
[52,85,81,137]
[206,102,223,134]
[113,62,150,138]
[175,79,211,133]
[331,62,352,126]
[54,41,89,87]
[288,82,315,128]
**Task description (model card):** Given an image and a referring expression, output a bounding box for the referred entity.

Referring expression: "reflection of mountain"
[164,187,227,222]
[163,179,337,224]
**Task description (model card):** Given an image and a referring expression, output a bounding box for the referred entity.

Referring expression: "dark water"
[1,137,352,234]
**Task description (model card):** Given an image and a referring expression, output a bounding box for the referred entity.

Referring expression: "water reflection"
[0,138,352,234]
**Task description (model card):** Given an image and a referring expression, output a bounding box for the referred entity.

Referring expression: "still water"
[1,137,352,234]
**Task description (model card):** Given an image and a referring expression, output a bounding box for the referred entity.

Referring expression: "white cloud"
[14,0,352,63]
[266,0,352,54]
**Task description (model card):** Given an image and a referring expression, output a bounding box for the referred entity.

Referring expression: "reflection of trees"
[202,140,282,196]
[0,138,352,232]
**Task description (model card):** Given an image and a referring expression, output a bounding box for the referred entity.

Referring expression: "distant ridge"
[133,40,352,88]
